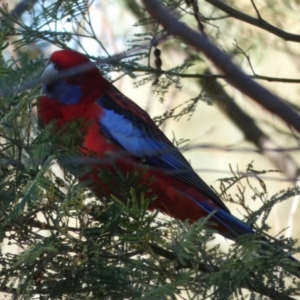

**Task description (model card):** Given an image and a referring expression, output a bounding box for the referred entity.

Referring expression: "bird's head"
[41,49,107,105]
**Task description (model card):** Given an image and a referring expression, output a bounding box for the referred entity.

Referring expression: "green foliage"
[0,0,299,299]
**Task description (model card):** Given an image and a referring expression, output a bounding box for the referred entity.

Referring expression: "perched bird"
[38,50,271,241]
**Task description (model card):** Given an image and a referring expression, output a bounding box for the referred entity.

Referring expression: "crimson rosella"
[38,49,270,241]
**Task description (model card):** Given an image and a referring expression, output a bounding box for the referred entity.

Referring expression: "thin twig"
[205,0,300,42]
[250,0,262,20]
[141,0,300,133]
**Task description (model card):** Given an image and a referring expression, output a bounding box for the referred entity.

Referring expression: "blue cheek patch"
[42,80,82,105]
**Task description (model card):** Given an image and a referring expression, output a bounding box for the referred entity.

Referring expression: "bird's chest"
[39,97,118,155]
[82,121,120,155]
[40,97,146,185]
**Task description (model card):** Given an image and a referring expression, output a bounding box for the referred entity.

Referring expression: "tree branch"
[149,243,297,300]
[125,64,300,83]
[141,0,300,134]
[201,71,300,179]
[205,0,300,42]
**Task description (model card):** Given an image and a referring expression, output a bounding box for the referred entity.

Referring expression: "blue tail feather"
[193,200,254,240]
[182,192,300,271]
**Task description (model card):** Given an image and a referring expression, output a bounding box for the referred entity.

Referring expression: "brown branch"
[149,243,296,300]
[205,0,300,42]
[141,0,300,134]
[125,64,300,83]
[200,71,300,238]
[201,71,300,179]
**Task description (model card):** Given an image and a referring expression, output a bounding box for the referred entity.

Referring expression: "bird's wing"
[97,87,230,213]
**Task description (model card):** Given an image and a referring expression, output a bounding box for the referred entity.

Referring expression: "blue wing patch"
[97,92,230,213]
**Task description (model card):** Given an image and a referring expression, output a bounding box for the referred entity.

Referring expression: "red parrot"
[38,49,265,240]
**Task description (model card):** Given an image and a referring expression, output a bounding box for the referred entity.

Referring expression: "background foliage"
[0,0,299,299]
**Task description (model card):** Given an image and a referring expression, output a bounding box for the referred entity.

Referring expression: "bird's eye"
[53,63,60,70]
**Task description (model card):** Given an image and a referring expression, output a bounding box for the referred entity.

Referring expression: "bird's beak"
[41,63,58,94]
